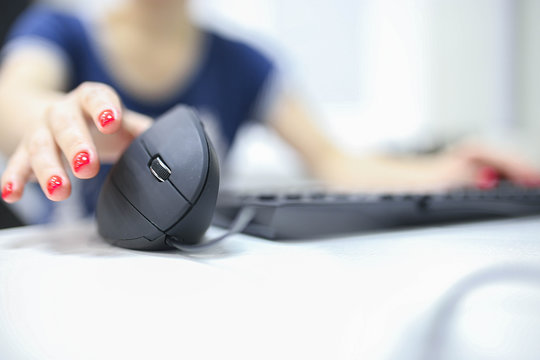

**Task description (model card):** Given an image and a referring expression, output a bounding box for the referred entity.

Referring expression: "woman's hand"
[1,82,151,203]
[313,141,540,192]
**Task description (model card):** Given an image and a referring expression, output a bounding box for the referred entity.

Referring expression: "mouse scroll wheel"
[149,156,172,182]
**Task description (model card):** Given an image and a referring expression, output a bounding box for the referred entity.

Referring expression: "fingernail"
[476,166,499,190]
[73,151,90,172]
[98,109,115,127]
[2,182,13,200]
[47,175,63,195]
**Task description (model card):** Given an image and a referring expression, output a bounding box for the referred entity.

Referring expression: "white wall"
[517,0,540,158]
[429,0,517,141]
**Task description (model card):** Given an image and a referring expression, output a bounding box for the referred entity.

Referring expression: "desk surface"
[1,217,540,360]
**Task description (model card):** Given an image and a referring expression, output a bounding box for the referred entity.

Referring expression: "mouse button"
[149,156,171,182]
[111,140,191,231]
[143,110,209,202]
[96,181,162,241]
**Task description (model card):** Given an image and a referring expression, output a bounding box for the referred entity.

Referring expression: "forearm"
[269,93,342,173]
[268,93,473,191]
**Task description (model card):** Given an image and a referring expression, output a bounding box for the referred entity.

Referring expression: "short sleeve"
[226,41,278,123]
[209,34,276,121]
[1,5,80,70]
[200,33,280,146]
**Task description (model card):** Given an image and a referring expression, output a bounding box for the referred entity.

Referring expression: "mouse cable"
[165,206,257,253]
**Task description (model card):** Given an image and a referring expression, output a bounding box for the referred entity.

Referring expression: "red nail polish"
[2,182,13,200]
[476,166,499,190]
[47,175,62,195]
[98,109,115,127]
[73,151,90,172]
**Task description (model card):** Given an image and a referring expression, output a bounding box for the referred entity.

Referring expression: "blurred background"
[1,0,540,191]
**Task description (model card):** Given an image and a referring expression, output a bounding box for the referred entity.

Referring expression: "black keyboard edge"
[214,182,540,239]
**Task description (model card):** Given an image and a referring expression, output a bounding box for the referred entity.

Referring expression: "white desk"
[1,217,540,360]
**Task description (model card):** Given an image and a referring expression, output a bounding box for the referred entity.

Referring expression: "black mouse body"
[96,105,220,250]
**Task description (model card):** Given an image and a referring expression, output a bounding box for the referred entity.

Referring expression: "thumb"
[122,110,153,137]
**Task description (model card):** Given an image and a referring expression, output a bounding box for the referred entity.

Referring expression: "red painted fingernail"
[476,166,499,190]
[47,175,63,195]
[2,182,13,200]
[73,151,90,172]
[98,109,115,127]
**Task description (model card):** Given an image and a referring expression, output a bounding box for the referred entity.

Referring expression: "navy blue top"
[5,5,275,219]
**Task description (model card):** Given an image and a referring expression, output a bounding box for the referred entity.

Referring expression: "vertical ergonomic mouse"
[96,105,220,250]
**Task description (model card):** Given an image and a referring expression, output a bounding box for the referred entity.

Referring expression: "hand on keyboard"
[312,141,540,192]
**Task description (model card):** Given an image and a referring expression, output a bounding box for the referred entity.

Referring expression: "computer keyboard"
[213,181,540,239]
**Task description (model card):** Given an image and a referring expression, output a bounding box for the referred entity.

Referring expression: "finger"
[25,127,71,201]
[123,110,152,137]
[46,101,100,179]
[75,82,123,134]
[475,166,499,190]
[478,155,540,185]
[1,145,32,203]
[458,143,540,185]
